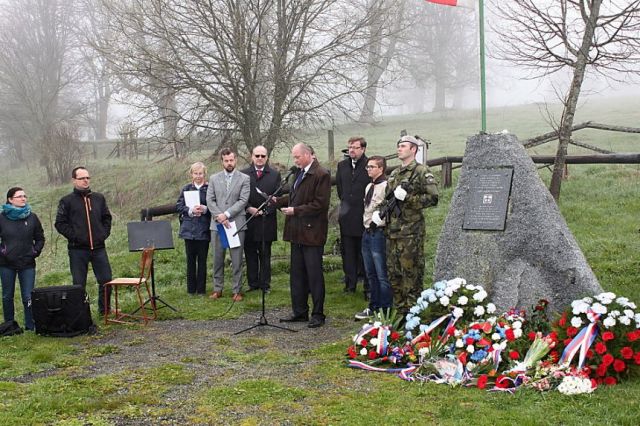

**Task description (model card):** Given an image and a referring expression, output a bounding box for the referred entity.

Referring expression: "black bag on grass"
[31,285,96,337]
[0,320,23,337]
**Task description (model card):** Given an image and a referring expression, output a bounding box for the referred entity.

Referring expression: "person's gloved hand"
[394,186,407,201]
[372,211,385,226]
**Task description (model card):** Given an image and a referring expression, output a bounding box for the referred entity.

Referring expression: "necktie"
[226,174,232,191]
[256,169,263,179]
[293,171,304,190]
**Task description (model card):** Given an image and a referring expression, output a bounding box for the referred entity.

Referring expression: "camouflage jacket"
[382,160,438,238]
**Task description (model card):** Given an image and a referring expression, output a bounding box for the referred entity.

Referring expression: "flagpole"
[479,0,487,132]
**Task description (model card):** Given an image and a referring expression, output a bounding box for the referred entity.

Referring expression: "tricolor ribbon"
[354,324,377,345]
[492,349,503,370]
[559,315,600,368]
[410,314,452,345]
[347,360,412,374]
[376,326,390,356]
[440,315,460,341]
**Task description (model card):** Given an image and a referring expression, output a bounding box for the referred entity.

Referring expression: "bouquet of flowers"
[509,332,556,374]
[553,292,640,385]
[346,309,412,367]
[404,278,497,345]
[523,361,596,394]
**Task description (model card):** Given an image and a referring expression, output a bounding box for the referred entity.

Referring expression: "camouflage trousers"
[387,236,425,320]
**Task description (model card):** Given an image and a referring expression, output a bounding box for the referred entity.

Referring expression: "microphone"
[282,165,298,181]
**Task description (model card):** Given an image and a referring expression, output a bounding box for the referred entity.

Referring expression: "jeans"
[1,266,36,330]
[361,228,392,311]
[68,248,112,314]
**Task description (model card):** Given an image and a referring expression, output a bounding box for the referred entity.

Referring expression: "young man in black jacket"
[55,166,113,315]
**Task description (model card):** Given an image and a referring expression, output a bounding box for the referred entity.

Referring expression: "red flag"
[425,0,475,9]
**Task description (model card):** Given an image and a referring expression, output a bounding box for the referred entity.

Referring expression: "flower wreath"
[404,278,497,344]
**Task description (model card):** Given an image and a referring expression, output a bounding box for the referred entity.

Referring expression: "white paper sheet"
[184,190,200,208]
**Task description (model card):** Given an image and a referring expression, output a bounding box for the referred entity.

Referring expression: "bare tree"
[358,0,406,123]
[404,2,477,113]
[77,0,119,141]
[491,0,640,200]
[98,0,378,155]
[0,0,84,182]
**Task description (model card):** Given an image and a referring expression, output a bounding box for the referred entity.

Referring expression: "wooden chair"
[103,247,157,325]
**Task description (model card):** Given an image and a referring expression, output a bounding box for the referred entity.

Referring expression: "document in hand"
[184,190,200,208]
[216,221,241,249]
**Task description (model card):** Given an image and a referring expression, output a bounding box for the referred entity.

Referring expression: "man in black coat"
[336,136,370,295]
[241,145,281,292]
[55,166,113,315]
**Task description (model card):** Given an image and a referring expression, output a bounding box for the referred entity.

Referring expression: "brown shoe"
[209,291,222,299]
[232,293,243,302]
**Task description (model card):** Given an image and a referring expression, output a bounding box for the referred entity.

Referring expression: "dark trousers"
[290,243,325,320]
[68,248,112,315]
[184,239,209,294]
[244,240,272,290]
[341,232,367,291]
[1,266,36,330]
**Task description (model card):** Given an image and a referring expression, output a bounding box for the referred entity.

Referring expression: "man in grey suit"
[206,148,250,301]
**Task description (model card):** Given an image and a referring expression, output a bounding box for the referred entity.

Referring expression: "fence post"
[328,129,334,162]
[442,162,452,188]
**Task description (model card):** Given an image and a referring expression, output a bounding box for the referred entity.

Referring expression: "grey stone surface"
[434,133,602,313]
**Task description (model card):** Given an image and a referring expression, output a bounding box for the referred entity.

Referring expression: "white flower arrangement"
[569,292,640,330]
[557,375,594,395]
[404,278,497,341]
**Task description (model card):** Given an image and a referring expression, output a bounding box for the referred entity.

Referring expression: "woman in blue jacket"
[0,187,45,330]
[176,162,211,294]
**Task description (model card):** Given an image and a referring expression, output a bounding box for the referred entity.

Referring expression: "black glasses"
[75,177,91,181]
[254,154,267,158]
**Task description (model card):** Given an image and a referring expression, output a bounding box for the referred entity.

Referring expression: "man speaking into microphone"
[276,143,330,328]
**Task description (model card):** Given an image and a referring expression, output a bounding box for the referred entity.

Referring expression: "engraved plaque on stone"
[463,167,513,231]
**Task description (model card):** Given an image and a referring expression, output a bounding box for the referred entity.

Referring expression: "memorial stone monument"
[434,133,602,313]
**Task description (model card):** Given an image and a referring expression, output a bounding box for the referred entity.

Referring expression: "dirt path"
[71,309,357,424]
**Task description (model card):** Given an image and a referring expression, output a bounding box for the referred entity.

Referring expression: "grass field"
[0,96,639,425]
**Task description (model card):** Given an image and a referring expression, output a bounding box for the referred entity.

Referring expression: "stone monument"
[434,133,602,313]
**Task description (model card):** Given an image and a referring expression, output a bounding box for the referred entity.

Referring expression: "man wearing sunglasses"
[241,145,281,293]
[55,166,113,315]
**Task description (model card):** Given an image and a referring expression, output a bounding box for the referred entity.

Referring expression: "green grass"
[0,97,639,424]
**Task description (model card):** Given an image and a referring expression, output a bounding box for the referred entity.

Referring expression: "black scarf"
[365,175,386,206]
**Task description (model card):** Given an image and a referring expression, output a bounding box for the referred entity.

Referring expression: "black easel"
[127,220,178,313]
[234,174,296,335]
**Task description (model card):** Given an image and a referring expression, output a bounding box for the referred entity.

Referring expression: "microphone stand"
[234,173,296,335]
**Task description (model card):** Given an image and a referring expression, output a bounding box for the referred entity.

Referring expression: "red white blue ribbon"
[347,360,412,374]
[376,326,390,356]
[411,314,452,345]
[560,318,600,368]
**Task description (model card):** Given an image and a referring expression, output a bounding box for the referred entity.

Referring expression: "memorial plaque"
[463,167,513,231]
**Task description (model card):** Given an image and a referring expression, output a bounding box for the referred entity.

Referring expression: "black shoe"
[308,317,325,328]
[279,315,308,323]
[247,287,260,292]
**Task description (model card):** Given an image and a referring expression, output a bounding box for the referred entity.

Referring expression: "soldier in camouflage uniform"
[372,135,438,320]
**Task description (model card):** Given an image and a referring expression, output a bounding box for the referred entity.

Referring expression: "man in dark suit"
[277,143,331,328]
[336,136,369,296]
[241,145,281,293]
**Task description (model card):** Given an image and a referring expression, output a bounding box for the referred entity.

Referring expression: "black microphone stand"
[234,173,296,335]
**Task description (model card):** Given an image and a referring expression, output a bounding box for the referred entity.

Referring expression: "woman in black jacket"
[176,162,211,295]
[0,187,45,331]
